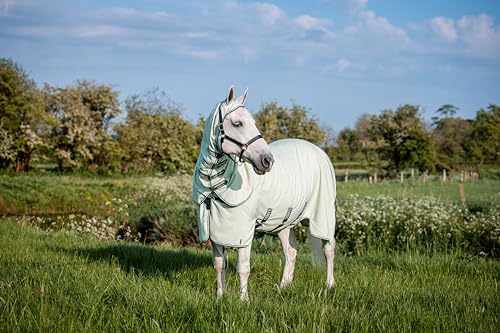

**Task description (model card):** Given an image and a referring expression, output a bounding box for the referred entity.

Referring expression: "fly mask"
[217,103,263,163]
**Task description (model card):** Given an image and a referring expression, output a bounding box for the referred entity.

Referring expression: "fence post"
[400,171,404,183]
[411,168,415,179]
[374,172,378,183]
[344,169,349,183]
[442,169,447,182]
[459,183,465,204]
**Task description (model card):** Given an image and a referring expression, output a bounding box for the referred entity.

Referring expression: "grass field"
[1,174,499,331]
[1,221,499,332]
[2,174,499,216]
[337,179,500,204]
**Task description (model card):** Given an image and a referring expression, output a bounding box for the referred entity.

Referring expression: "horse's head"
[219,86,274,175]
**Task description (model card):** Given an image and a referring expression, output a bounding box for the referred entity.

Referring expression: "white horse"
[192,86,337,301]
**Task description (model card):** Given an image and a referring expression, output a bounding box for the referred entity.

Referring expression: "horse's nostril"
[262,155,274,169]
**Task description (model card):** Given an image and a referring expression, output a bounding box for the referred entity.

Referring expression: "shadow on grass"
[60,242,213,278]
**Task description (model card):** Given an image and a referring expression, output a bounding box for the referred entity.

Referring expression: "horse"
[192,86,337,301]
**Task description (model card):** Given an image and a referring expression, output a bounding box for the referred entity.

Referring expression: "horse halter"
[218,102,263,162]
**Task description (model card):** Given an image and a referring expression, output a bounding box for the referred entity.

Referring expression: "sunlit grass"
[1,220,499,332]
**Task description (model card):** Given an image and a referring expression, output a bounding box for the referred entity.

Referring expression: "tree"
[432,117,472,168]
[354,114,378,163]
[254,102,326,146]
[77,80,120,172]
[0,58,50,172]
[43,81,120,172]
[369,105,434,174]
[115,90,200,173]
[431,104,459,125]
[335,128,362,161]
[467,104,500,165]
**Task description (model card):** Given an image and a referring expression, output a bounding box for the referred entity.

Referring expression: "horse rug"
[193,138,337,248]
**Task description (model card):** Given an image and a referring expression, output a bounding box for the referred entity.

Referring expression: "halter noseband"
[218,102,263,162]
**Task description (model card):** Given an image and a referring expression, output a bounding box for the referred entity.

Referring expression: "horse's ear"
[236,88,248,105]
[226,86,234,104]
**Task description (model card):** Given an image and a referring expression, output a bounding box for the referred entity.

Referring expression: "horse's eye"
[232,121,242,128]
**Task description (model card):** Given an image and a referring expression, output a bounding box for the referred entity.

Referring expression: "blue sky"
[1,0,499,131]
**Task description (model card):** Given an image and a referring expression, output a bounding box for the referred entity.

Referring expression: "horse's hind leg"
[212,243,226,299]
[237,244,252,301]
[322,239,336,288]
[277,228,298,288]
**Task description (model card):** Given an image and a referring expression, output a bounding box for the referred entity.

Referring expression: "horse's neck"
[193,151,254,207]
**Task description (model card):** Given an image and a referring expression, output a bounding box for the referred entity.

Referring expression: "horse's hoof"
[240,293,250,303]
[279,280,292,289]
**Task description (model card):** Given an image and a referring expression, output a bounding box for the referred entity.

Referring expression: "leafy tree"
[0,58,51,172]
[78,80,120,172]
[431,104,459,125]
[369,105,434,174]
[432,116,472,168]
[115,91,200,173]
[43,81,120,172]
[335,128,362,161]
[467,104,500,165]
[354,114,378,163]
[254,102,326,146]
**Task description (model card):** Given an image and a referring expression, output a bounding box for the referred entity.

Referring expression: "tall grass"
[1,221,499,332]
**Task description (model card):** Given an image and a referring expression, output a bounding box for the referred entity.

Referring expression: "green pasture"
[337,178,500,204]
[1,221,499,332]
[2,174,499,217]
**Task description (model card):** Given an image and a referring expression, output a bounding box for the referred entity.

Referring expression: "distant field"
[337,179,500,204]
[1,221,499,332]
[2,174,499,216]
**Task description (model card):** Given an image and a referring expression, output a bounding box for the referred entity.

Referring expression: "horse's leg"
[277,228,298,288]
[237,244,252,302]
[322,239,336,288]
[212,242,226,299]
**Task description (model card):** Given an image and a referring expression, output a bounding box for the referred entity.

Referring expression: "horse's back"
[256,139,336,241]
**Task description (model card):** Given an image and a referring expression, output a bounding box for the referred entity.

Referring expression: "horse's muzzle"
[261,153,274,173]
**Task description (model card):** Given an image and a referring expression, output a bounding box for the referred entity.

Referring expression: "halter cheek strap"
[218,102,264,162]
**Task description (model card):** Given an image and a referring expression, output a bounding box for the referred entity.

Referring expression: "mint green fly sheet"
[192,100,337,247]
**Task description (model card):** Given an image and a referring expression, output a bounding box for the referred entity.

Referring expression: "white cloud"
[429,16,457,42]
[74,25,123,38]
[356,10,408,42]
[294,15,332,31]
[426,13,500,58]
[457,14,500,57]
[252,3,283,25]
[10,24,123,39]
[337,58,351,72]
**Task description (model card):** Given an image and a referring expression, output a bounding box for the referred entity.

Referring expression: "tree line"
[1,58,499,176]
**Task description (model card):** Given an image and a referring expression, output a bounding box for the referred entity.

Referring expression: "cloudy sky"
[1,0,499,130]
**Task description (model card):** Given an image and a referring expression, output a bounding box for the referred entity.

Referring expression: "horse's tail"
[308,229,325,268]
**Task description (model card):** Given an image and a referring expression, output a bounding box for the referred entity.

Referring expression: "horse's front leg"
[277,228,298,288]
[212,242,226,299]
[237,244,252,302]
[322,239,336,288]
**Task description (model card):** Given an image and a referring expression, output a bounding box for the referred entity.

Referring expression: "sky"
[1,0,499,131]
